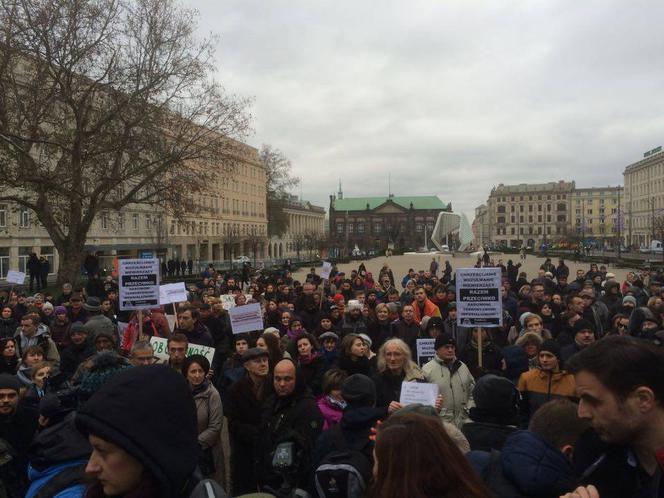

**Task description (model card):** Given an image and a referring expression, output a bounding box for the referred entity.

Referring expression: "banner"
[150,336,215,364]
[119,258,160,310]
[5,271,26,285]
[229,302,263,334]
[456,267,502,327]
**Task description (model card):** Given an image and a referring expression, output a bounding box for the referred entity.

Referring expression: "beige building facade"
[571,186,622,245]
[268,195,326,259]
[485,181,574,248]
[472,204,490,247]
[623,147,664,248]
[0,143,268,280]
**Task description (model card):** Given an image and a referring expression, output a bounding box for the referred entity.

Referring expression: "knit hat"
[435,333,456,350]
[573,319,595,335]
[623,296,637,307]
[426,317,445,333]
[77,352,132,401]
[54,306,67,315]
[0,374,20,392]
[346,300,362,312]
[540,339,562,362]
[470,374,520,425]
[76,366,199,498]
[264,327,280,336]
[319,331,339,342]
[42,302,54,312]
[69,322,87,336]
[341,374,376,408]
[519,312,535,328]
[358,333,372,349]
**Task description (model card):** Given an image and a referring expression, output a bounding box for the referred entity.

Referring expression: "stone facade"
[268,195,326,260]
[623,147,664,247]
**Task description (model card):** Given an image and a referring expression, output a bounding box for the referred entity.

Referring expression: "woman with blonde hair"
[372,338,426,413]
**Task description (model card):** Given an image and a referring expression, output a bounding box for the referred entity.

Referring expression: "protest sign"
[159,282,187,305]
[320,261,333,280]
[220,294,236,310]
[119,258,160,310]
[229,302,263,334]
[416,338,436,367]
[399,382,438,407]
[5,271,25,285]
[455,267,502,327]
[150,337,215,364]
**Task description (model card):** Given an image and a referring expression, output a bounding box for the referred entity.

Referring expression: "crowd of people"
[0,255,663,498]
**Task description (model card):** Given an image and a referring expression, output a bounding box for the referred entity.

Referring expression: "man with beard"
[567,337,664,498]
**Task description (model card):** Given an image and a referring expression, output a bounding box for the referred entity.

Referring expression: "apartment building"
[485,181,574,248]
[0,143,268,279]
[571,186,623,244]
[623,146,664,247]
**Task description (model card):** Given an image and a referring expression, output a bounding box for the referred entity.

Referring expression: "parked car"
[233,255,251,264]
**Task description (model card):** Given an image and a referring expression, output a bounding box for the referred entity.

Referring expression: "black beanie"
[0,374,20,392]
[470,374,519,425]
[435,332,456,350]
[572,319,595,335]
[76,365,199,497]
[341,374,376,408]
[540,339,562,362]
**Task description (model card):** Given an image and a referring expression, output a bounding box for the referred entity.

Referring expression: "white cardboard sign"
[150,336,215,364]
[320,261,333,280]
[399,381,439,407]
[5,271,26,285]
[229,302,264,334]
[159,282,188,305]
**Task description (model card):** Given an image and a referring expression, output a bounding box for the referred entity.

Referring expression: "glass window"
[0,204,6,228]
[19,208,30,228]
[347,223,354,233]
[374,223,382,234]
[18,247,31,273]
[0,248,8,278]
[357,223,365,234]
[336,223,344,234]
[133,214,139,230]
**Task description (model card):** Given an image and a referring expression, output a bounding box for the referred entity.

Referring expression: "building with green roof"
[328,184,453,254]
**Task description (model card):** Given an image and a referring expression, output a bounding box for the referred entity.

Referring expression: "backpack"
[314,425,373,498]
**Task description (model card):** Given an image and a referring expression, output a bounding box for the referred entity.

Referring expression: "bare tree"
[221,224,241,266]
[245,226,263,264]
[291,232,306,260]
[260,144,299,237]
[0,0,250,284]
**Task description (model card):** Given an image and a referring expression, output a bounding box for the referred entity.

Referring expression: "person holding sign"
[372,338,442,414]
[422,333,475,428]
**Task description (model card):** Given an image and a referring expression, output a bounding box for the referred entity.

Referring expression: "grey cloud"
[191,0,664,219]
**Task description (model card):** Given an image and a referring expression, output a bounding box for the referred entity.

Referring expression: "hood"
[501,430,577,497]
[603,280,620,295]
[340,406,385,430]
[28,412,91,471]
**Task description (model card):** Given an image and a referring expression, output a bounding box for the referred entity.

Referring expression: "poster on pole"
[119,258,160,310]
[229,302,264,334]
[320,261,333,280]
[5,271,26,285]
[159,282,187,305]
[455,267,502,327]
[416,338,436,367]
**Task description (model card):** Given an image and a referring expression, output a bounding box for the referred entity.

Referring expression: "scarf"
[191,379,209,396]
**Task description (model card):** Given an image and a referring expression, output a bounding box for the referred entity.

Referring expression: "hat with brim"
[241,347,269,363]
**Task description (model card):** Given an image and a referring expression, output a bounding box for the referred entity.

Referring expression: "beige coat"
[193,383,225,486]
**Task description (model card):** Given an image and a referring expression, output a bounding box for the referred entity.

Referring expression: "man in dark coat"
[256,359,323,491]
[174,307,213,347]
[226,348,272,495]
[0,374,39,496]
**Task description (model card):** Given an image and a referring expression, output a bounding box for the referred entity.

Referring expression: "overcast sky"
[191,0,664,221]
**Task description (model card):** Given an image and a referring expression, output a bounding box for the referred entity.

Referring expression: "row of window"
[0,247,54,278]
[0,205,32,229]
[494,226,564,236]
[169,221,265,237]
[494,194,568,202]
[496,203,567,214]
[221,198,265,218]
[336,222,435,234]
[575,208,618,215]
[496,215,567,224]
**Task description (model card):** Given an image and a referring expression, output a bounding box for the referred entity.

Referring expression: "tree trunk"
[56,243,86,287]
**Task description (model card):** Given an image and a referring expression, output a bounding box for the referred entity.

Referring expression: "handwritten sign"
[416,339,436,367]
[159,282,187,305]
[399,381,439,407]
[320,261,333,280]
[150,336,215,364]
[229,302,263,334]
[5,271,26,285]
[220,294,236,310]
